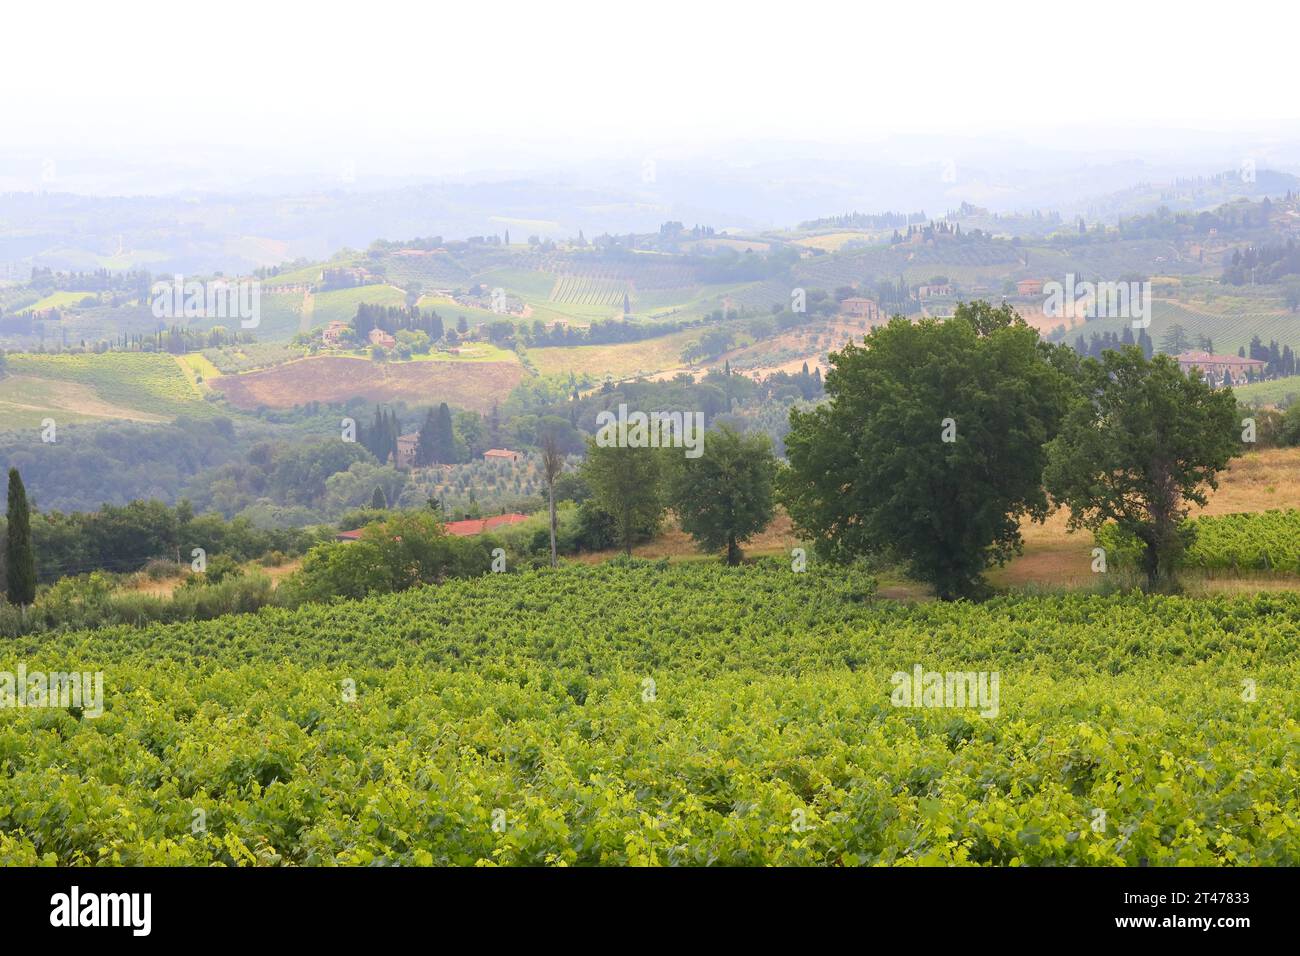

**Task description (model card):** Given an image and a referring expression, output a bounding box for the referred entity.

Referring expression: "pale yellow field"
[792,232,879,252]
[529,329,701,378]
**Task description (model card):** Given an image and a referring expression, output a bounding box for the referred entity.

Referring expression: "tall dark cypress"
[5,468,36,606]
[436,403,456,464]
[415,407,438,466]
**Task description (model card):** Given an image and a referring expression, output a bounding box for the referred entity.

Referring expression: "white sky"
[4,0,1298,172]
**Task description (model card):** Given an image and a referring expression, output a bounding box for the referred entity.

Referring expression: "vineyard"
[377,253,471,290]
[2,562,1297,866]
[548,275,629,308]
[1070,301,1300,356]
[795,241,1022,290]
[532,256,698,291]
[1099,510,1300,574]
[1188,510,1300,571]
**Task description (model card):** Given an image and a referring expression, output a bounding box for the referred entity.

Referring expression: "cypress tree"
[436,403,456,463]
[416,407,438,466]
[5,468,36,606]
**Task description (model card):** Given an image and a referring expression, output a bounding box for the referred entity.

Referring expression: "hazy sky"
[5,0,1298,183]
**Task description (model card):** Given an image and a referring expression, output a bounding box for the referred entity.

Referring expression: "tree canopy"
[781,302,1075,598]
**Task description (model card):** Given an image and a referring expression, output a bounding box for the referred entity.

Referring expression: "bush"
[143,558,183,581]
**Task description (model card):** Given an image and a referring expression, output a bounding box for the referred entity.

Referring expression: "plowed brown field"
[210,356,524,413]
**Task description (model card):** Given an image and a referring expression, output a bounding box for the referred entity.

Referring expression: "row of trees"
[519,300,1260,596]
[1,490,317,600]
[782,301,1240,597]
[569,425,778,565]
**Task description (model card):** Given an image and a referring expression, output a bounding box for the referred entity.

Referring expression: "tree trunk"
[726,533,740,566]
[623,503,633,557]
[547,480,558,568]
[1142,539,1160,592]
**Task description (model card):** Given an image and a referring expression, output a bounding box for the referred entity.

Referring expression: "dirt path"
[299,288,315,334]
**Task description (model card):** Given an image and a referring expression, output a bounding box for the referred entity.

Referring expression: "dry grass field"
[992,447,1300,591]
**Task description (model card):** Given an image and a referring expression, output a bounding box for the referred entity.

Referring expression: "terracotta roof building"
[1175,351,1266,386]
[839,297,881,320]
[322,320,350,346]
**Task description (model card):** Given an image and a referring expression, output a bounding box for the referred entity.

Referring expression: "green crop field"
[251,291,306,340]
[308,285,407,329]
[0,352,211,428]
[1100,510,1300,575]
[2,563,1296,866]
[17,291,97,313]
[474,268,558,302]
[415,294,506,327]
[1234,374,1300,407]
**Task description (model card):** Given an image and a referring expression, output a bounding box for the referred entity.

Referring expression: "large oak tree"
[781,302,1075,599]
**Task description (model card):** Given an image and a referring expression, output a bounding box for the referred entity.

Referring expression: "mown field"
[529,328,702,378]
[2,563,1296,866]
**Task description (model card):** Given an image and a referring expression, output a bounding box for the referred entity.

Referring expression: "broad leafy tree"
[667,425,776,564]
[781,302,1074,599]
[580,440,664,557]
[1043,347,1239,591]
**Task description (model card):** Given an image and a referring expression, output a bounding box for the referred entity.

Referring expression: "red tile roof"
[1175,350,1266,367]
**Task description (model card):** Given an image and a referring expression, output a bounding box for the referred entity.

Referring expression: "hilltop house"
[839,297,881,320]
[484,448,522,463]
[916,283,953,299]
[1017,278,1045,297]
[1175,351,1266,386]
[321,320,350,347]
[368,327,396,349]
[395,432,420,467]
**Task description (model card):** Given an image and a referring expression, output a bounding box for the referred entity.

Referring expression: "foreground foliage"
[1,562,1297,866]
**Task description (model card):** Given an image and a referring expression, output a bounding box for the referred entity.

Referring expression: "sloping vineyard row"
[2,563,1297,866]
